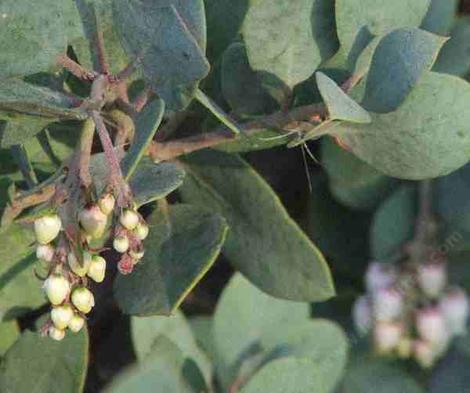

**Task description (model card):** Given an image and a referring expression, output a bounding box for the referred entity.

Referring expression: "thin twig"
[149,103,326,162]
[134,87,153,112]
[56,54,96,81]
[37,129,61,168]
[77,119,96,188]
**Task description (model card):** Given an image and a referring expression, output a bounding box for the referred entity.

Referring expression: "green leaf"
[433,17,470,77]
[179,150,335,301]
[321,138,395,210]
[240,358,326,393]
[0,0,67,78]
[360,28,446,113]
[0,118,52,148]
[342,357,424,393]
[316,72,371,123]
[0,224,45,320]
[131,311,212,385]
[0,79,85,121]
[66,0,131,75]
[122,99,165,179]
[0,321,19,357]
[189,316,217,363]
[214,273,310,366]
[335,0,430,63]
[113,1,209,109]
[260,320,349,393]
[195,89,241,134]
[334,72,470,179]
[0,329,89,393]
[114,204,228,315]
[430,347,470,393]
[242,0,322,88]
[370,186,417,260]
[221,43,279,116]
[90,154,185,206]
[421,0,458,35]
[213,273,310,386]
[307,174,371,278]
[105,336,201,393]
[435,163,470,250]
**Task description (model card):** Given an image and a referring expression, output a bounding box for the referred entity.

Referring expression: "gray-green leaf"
[179,150,335,301]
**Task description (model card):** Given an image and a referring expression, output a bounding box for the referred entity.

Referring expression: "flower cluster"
[353,261,469,368]
[34,193,149,340]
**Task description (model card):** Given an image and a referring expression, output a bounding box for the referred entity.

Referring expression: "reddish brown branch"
[149,103,326,162]
[56,54,96,81]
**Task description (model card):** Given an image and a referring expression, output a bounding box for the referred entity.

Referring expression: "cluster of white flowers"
[353,261,469,368]
[34,193,149,340]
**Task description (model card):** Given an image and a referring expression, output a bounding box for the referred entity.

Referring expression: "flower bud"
[48,326,66,341]
[365,262,396,293]
[416,307,449,345]
[68,251,91,277]
[352,296,372,335]
[373,287,404,321]
[36,244,55,262]
[129,249,145,263]
[118,254,134,275]
[43,275,71,305]
[417,263,447,298]
[374,321,404,354]
[113,236,129,253]
[34,214,62,244]
[51,305,74,330]
[69,314,85,333]
[439,287,469,336]
[87,256,106,283]
[98,193,116,215]
[79,204,108,239]
[71,287,95,314]
[134,222,149,240]
[413,340,436,368]
[119,209,139,230]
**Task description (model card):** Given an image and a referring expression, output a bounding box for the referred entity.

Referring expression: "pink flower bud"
[79,204,108,239]
[352,296,372,335]
[119,209,139,230]
[69,314,85,333]
[374,321,404,354]
[365,262,396,293]
[416,307,449,345]
[439,287,469,336]
[98,193,116,215]
[113,236,129,253]
[118,254,134,275]
[48,326,66,341]
[71,287,95,314]
[417,263,447,298]
[413,340,436,368]
[36,244,55,262]
[34,214,62,244]
[373,287,404,321]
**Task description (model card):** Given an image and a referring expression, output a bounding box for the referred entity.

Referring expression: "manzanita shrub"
[0,0,469,392]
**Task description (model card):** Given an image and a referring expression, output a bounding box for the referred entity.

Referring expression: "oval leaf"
[179,150,335,301]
